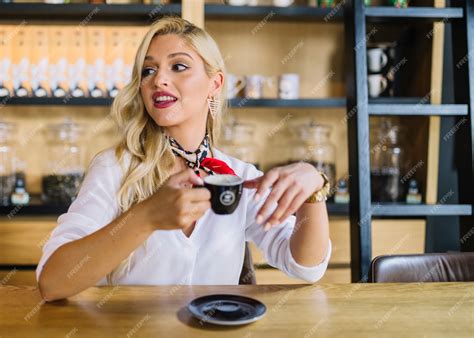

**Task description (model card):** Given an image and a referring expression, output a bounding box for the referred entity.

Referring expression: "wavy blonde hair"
[106,17,227,284]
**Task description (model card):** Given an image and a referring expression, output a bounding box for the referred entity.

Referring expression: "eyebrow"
[144,52,194,61]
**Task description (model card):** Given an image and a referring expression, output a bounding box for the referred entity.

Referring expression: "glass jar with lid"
[370,118,405,202]
[220,120,259,169]
[0,121,17,206]
[42,118,86,205]
[288,121,336,199]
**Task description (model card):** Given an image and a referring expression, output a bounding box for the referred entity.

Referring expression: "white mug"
[227,74,246,99]
[273,0,294,6]
[262,75,278,99]
[367,48,388,73]
[368,74,388,98]
[245,75,265,99]
[228,0,247,5]
[279,73,299,99]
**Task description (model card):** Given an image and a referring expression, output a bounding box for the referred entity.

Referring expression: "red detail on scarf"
[199,157,236,176]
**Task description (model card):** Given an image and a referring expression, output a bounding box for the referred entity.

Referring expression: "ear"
[208,71,224,97]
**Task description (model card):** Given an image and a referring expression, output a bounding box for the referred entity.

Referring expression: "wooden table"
[0,283,473,337]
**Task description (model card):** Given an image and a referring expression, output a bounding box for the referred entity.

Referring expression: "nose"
[153,68,169,88]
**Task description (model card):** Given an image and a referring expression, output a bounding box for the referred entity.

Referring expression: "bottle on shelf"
[0,28,12,98]
[12,26,30,97]
[334,178,350,204]
[405,179,422,204]
[0,121,18,206]
[41,118,86,206]
[370,117,406,203]
[220,117,260,169]
[389,0,408,8]
[10,173,30,206]
[287,120,337,201]
[49,27,69,97]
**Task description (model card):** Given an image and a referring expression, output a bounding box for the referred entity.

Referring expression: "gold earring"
[207,96,219,119]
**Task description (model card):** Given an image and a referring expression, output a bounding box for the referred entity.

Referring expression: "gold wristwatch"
[305,171,331,203]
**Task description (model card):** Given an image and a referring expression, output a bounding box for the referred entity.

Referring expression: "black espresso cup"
[203,174,244,215]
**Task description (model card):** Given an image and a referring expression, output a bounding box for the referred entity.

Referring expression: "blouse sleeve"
[244,166,331,283]
[35,149,123,285]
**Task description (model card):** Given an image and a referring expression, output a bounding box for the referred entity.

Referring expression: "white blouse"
[36,147,331,285]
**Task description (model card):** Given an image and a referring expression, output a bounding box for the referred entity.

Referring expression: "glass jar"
[288,121,336,198]
[370,118,405,202]
[42,118,85,205]
[220,120,259,168]
[0,121,17,206]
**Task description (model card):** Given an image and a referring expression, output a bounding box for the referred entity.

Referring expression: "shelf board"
[368,97,425,104]
[0,3,181,23]
[229,98,346,108]
[368,103,469,116]
[233,97,441,109]
[0,204,68,218]
[4,97,347,108]
[4,97,113,106]
[365,6,463,22]
[327,202,349,216]
[371,204,472,217]
[204,4,343,22]
[5,97,460,112]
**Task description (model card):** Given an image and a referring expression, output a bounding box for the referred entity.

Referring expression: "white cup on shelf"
[367,48,389,73]
[273,0,294,7]
[227,74,246,99]
[278,73,299,99]
[227,0,248,5]
[244,75,265,99]
[367,74,388,98]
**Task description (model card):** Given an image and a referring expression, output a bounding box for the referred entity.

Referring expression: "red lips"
[152,91,178,109]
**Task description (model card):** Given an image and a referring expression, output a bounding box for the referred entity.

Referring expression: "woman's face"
[140,34,222,129]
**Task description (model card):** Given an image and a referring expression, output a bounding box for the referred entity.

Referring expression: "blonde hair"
[106,17,227,284]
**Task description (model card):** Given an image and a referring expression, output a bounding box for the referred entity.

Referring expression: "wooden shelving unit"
[0,5,466,222]
[345,0,473,280]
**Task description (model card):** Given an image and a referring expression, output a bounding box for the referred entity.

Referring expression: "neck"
[165,123,208,152]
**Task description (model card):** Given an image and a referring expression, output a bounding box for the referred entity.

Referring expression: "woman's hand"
[139,169,211,231]
[244,162,324,231]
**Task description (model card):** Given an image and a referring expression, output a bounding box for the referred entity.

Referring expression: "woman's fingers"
[256,175,292,224]
[243,176,262,189]
[168,168,204,188]
[186,200,212,218]
[176,200,211,228]
[266,185,301,227]
[253,170,279,202]
[186,187,211,202]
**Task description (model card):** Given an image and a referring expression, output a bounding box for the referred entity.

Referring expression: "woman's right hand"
[138,168,211,231]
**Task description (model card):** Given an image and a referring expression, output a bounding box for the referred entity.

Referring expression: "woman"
[37,17,331,301]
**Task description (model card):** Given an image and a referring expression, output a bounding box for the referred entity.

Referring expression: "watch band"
[305,171,331,203]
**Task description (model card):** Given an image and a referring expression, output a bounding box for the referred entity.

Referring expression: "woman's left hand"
[243,162,325,231]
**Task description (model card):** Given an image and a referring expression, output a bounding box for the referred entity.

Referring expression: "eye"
[172,63,188,72]
[141,67,155,77]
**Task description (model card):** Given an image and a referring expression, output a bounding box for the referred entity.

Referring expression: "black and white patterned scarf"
[166,133,214,176]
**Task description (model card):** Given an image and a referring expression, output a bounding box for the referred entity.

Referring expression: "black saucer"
[187,294,266,326]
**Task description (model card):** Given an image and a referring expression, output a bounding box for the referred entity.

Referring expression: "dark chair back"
[239,242,256,285]
[370,252,474,283]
